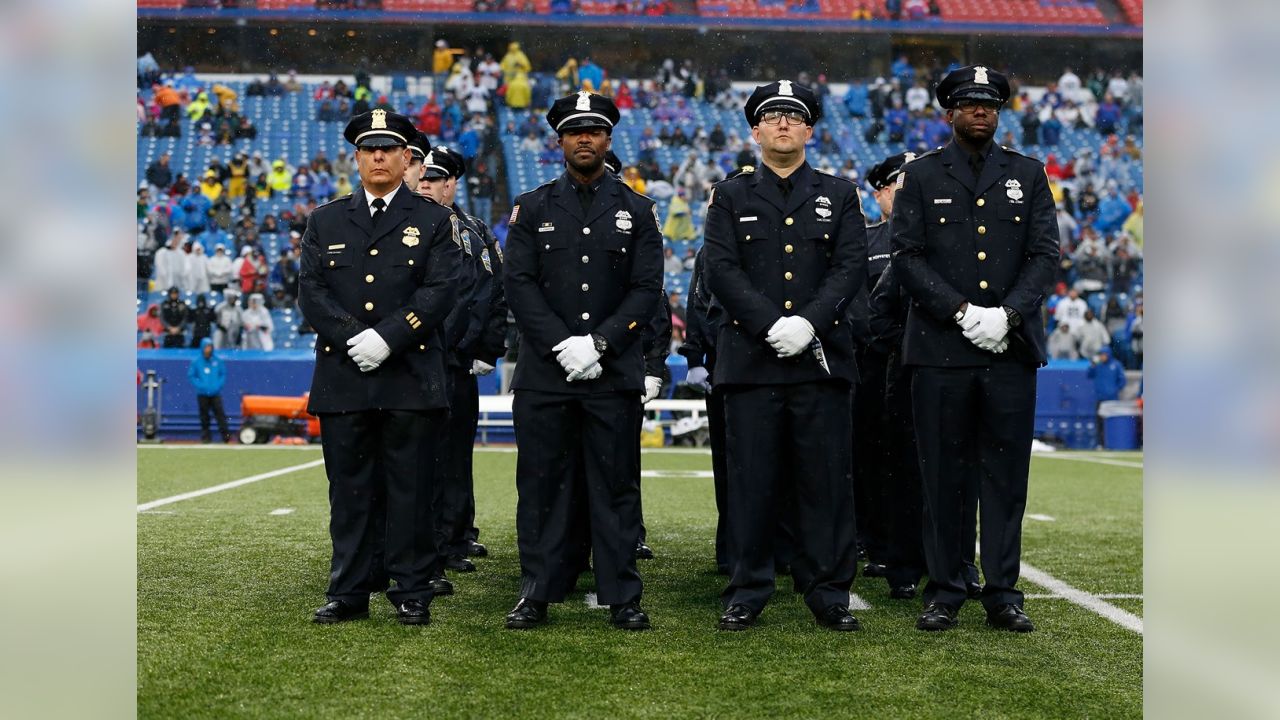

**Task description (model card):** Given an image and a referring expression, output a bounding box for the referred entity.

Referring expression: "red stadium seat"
[136,0,183,7]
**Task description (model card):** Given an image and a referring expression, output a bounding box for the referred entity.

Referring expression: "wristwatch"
[591,333,609,354]
[1002,306,1022,328]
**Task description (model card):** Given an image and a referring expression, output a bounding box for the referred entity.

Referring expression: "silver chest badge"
[615,210,633,231]
[1005,179,1023,201]
[815,195,832,219]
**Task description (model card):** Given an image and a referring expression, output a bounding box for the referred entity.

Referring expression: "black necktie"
[370,197,386,227]
[778,176,793,201]
[576,183,594,216]
[968,153,985,182]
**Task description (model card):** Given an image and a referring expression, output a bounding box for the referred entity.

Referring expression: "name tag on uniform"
[326,244,346,252]
[932,199,952,205]
[739,216,758,222]
[538,224,556,233]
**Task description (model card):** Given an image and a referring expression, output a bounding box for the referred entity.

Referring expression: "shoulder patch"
[449,214,462,249]
[493,241,504,263]
[509,204,520,223]
[480,247,493,274]
[651,204,661,230]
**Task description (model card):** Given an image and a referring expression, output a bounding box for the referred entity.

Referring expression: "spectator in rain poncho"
[213,287,243,349]
[207,243,233,292]
[662,189,697,243]
[153,234,185,291]
[183,242,212,295]
[500,42,532,84]
[241,293,274,351]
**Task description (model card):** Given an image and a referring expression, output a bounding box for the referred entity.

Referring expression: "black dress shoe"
[718,603,760,631]
[986,604,1035,632]
[505,598,548,629]
[967,582,984,599]
[609,602,651,630]
[862,562,888,578]
[466,540,488,558]
[634,541,655,560]
[444,555,476,573]
[815,605,862,631]
[916,602,959,631]
[428,575,454,596]
[313,600,369,624]
[889,584,917,600]
[396,599,431,625]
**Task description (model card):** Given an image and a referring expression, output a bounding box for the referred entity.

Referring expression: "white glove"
[471,359,495,376]
[962,306,1010,352]
[955,303,983,332]
[347,329,391,372]
[685,366,711,391]
[553,335,602,374]
[641,375,663,403]
[766,316,816,358]
[566,362,603,382]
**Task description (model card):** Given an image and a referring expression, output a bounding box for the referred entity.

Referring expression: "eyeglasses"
[759,110,808,126]
[954,99,1002,114]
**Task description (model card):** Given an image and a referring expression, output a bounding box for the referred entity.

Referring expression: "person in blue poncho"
[187,337,232,443]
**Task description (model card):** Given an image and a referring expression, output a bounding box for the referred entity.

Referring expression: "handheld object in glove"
[347,329,391,372]
[553,335,602,374]
[471,360,495,376]
[766,315,816,358]
[954,303,982,332]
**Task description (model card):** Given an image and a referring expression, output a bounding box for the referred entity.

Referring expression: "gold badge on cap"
[371,109,387,129]
[974,66,989,85]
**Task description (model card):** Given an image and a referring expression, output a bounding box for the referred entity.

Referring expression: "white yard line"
[1025,593,1142,600]
[137,444,322,451]
[641,470,714,478]
[1020,562,1144,634]
[848,593,872,611]
[584,593,605,609]
[137,459,325,512]
[268,508,296,516]
[1034,453,1143,469]
[1026,514,1057,522]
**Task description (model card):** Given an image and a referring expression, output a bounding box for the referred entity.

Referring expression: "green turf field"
[138,446,1142,719]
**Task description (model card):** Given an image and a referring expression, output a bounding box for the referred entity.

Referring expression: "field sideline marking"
[1036,454,1143,469]
[1020,562,1144,634]
[137,459,325,512]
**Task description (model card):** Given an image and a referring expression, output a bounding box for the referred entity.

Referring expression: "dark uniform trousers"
[912,358,1034,609]
[890,142,1058,610]
[852,345,889,563]
[721,380,858,614]
[703,162,867,614]
[321,408,446,605]
[513,390,643,605]
[881,343,927,588]
[435,366,480,558]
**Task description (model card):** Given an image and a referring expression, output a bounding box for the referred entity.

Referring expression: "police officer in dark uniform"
[440,145,509,561]
[502,92,663,631]
[862,152,930,600]
[301,109,462,626]
[849,154,901,581]
[704,81,866,632]
[890,65,1058,632]
[418,144,497,577]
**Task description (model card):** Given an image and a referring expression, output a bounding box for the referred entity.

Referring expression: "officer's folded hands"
[959,305,1009,353]
[347,328,392,372]
[766,315,815,358]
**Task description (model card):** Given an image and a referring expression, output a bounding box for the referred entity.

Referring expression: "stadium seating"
[697,0,1108,24]
[1116,0,1141,25]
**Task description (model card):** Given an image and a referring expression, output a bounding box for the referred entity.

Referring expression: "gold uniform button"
[784,244,794,253]
[581,312,590,320]
[977,251,987,260]
[785,217,794,226]
[419,344,426,350]
[976,198,985,207]
[823,234,830,240]
[365,274,374,283]
[369,249,378,256]
[582,227,591,235]
[324,345,331,352]
[328,260,335,267]
[939,217,946,224]
[1015,216,1021,222]
[545,244,551,250]
[834,319,840,325]
[733,320,740,326]
[784,300,793,310]
[364,301,374,311]
[581,283,590,291]
[784,272,793,280]
[745,234,752,241]
[621,247,627,254]
[581,255,590,264]
[978,225,987,235]
[979,281,989,290]
[408,259,414,265]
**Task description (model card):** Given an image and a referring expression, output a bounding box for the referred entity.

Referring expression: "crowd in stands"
[139,45,1142,362]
